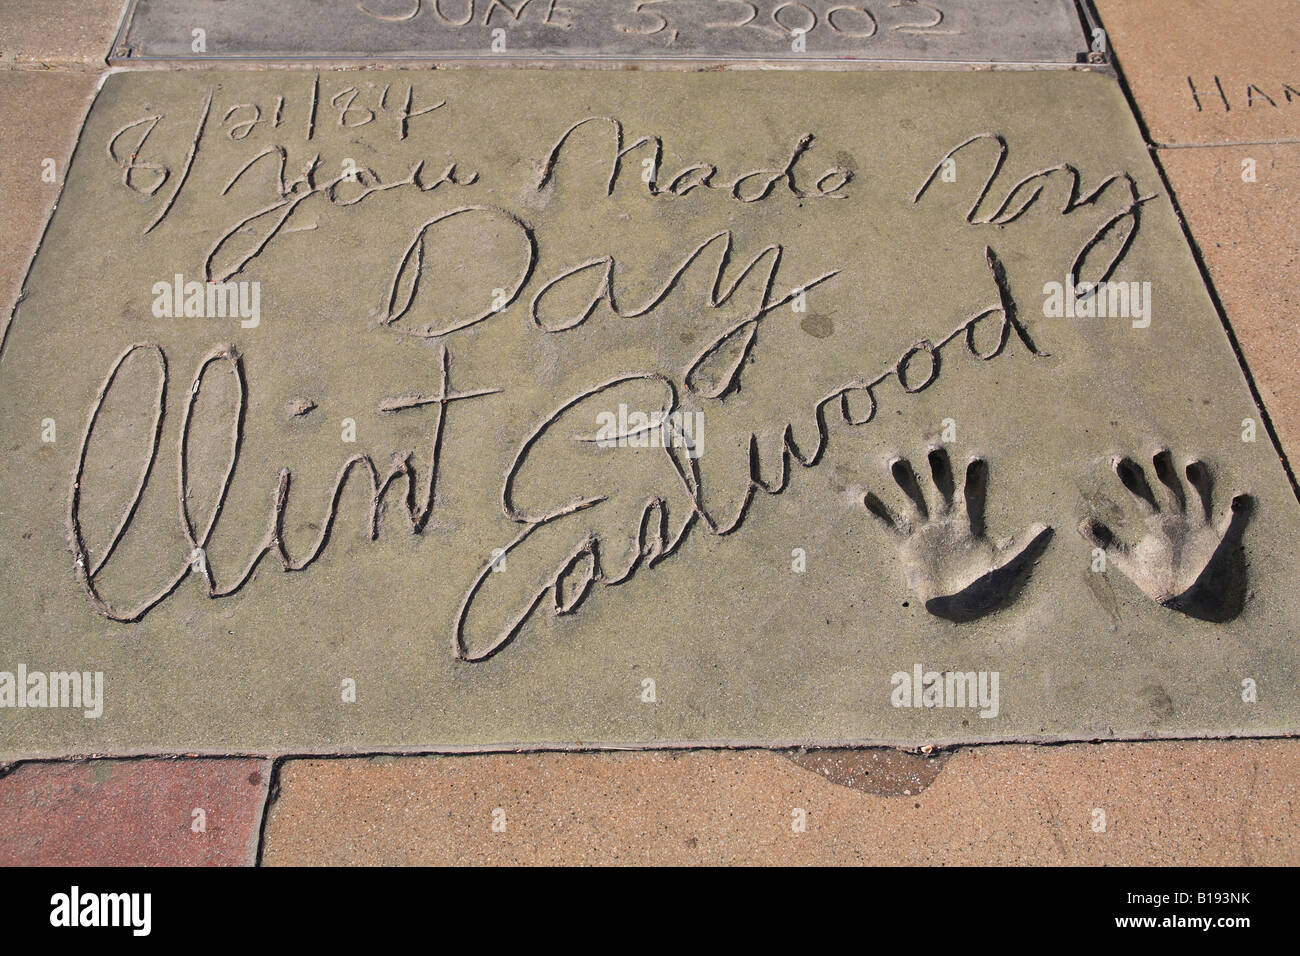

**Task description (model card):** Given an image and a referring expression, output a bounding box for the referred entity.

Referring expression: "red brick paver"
[0,759,271,866]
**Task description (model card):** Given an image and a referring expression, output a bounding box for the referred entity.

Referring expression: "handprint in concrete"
[1079,450,1252,622]
[863,447,1053,622]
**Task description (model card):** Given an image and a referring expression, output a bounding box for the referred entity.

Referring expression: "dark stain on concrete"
[1141,684,1175,720]
[786,748,952,796]
[800,313,834,339]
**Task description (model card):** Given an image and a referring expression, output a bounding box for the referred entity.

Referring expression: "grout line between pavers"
[253,757,284,867]
[1157,139,1300,149]
[3,730,1296,772]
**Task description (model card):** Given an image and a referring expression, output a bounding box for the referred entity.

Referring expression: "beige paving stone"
[260,740,1300,865]
[0,72,98,327]
[0,0,126,69]
[1093,0,1300,146]
[1159,144,1300,460]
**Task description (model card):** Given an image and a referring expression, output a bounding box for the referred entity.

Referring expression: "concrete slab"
[1,68,1297,758]
[112,0,1091,65]
[0,72,99,328]
[0,758,270,865]
[1160,144,1300,459]
[0,0,127,69]
[260,741,1300,865]
[1094,0,1300,147]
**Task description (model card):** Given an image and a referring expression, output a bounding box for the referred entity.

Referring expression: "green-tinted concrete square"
[0,68,1296,758]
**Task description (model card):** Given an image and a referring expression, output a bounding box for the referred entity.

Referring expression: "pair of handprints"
[862,447,1251,622]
